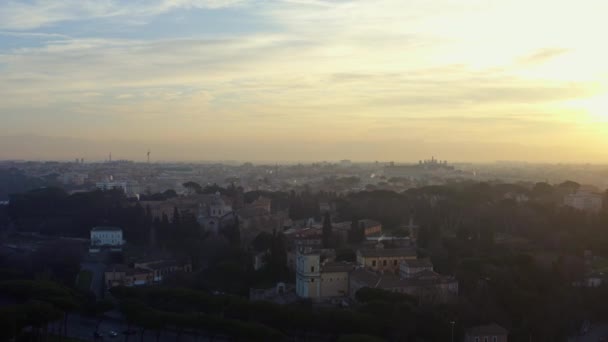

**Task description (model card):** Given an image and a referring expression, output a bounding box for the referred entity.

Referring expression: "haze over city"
[1,0,608,162]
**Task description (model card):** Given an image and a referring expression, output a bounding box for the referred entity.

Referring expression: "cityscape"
[1,158,608,341]
[2,1,608,342]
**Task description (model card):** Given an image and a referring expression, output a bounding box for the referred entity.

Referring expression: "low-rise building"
[134,259,192,282]
[105,259,192,288]
[465,324,508,342]
[400,259,433,278]
[105,264,153,288]
[356,246,417,274]
[350,267,458,304]
[350,257,458,304]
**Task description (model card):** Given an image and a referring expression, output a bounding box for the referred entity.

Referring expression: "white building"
[400,259,433,279]
[564,191,604,213]
[296,251,321,298]
[295,250,351,300]
[96,180,129,193]
[90,227,124,247]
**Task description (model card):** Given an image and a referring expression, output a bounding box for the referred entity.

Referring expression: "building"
[356,246,417,274]
[134,259,193,282]
[349,260,458,304]
[400,259,433,278]
[105,264,153,288]
[358,219,382,236]
[105,259,192,288]
[564,191,604,213]
[464,324,508,342]
[96,180,129,193]
[296,251,321,298]
[295,250,352,300]
[197,192,233,234]
[90,227,124,251]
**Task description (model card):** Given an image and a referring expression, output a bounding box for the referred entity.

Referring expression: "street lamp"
[450,321,456,342]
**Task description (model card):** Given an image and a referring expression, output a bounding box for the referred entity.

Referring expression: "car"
[108,331,118,338]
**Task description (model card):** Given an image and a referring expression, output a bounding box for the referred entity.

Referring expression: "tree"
[182,181,203,194]
[172,207,181,229]
[322,212,333,248]
[221,216,241,247]
[83,298,114,335]
[252,232,273,252]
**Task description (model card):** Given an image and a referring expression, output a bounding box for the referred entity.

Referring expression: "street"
[50,313,227,342]
[81,252,108,299]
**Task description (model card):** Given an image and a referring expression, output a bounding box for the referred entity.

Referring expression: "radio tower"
[147,149,151,164]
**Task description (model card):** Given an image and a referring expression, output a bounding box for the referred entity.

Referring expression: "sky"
[1,0,608,163]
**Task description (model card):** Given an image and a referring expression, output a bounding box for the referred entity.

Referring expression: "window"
[372,260,376,267]
[394,260,398,266]
[311,278,314,283]
[383,260,387,266]
[311,266,315,272]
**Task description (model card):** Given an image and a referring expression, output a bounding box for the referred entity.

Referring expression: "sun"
[575,94,608,121]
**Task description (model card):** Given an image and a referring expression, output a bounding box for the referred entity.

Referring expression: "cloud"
[518,48,571,65]
[0,0,245,30]
[1,0,608,161]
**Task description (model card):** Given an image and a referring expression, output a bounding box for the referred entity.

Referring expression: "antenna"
[147,149,151,163]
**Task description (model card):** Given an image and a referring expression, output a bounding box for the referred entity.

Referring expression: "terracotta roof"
[358,248,416,258]
[467,324,508,336]
[359,219,381,229]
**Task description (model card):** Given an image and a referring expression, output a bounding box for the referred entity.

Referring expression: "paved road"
[81,260,106,299]
[51,314,226,342]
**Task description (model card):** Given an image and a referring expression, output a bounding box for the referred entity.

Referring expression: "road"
[81,252,108,299]
[50,313,226,342]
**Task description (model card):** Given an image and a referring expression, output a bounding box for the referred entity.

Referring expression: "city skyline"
[1,0,608,162]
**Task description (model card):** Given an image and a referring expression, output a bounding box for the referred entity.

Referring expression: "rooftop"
[351,268,456,289]
[91,226,122,232]
[322,262,355,273]
[358,248,416,258]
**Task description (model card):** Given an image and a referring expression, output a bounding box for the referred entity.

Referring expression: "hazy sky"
[1,0,608,162]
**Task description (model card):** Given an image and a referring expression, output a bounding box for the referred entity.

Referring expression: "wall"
[320,271,349,298]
